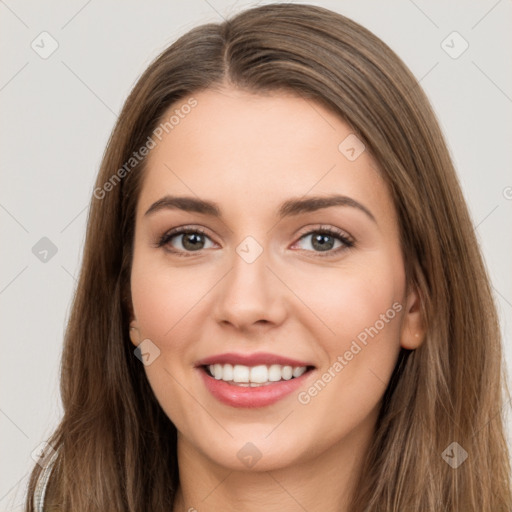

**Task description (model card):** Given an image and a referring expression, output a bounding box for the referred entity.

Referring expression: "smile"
[205,363,308,386]
[195,352,316,408]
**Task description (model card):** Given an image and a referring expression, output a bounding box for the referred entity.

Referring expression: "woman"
[26,3,512,511]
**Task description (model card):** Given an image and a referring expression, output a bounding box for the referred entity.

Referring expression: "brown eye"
[310,233,336,251]
[158,228,215,254]
[179,232,207,251]
[295,229,353,254]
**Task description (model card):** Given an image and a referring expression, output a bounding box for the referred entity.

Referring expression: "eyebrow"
[144,194,376,223]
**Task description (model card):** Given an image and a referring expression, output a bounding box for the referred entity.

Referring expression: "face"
[129,86,423,472]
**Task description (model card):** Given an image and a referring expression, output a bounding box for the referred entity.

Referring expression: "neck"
[172,417,375,512]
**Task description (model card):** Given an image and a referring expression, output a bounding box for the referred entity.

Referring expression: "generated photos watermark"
[298,301,403,405]
[93,97,197,200]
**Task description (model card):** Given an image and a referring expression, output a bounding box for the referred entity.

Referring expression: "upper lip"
[195,352,314,368]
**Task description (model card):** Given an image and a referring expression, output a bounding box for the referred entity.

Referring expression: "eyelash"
[156,225,355,258]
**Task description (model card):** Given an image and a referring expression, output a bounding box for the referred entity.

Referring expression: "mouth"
[202,363,314,387]
[195,353,316,408]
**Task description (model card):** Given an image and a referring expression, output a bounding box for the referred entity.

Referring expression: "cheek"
[283,253,405,352]
[327,272,403,345]
[130,253,216,345]
[288,253,405,406]
[290,270,404,453]
[129,255,209,429]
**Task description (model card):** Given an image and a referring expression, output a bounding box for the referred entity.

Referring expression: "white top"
[33,448,59,512]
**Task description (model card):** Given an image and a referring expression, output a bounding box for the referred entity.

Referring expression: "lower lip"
[198,368,313,408]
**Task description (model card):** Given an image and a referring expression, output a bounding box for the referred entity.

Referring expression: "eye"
[157,226,216,255]
[293,226,354,256]
[156,225,353,257]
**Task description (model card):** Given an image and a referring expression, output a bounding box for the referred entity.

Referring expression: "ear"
[129,319,141,347]
[400,284,425,350]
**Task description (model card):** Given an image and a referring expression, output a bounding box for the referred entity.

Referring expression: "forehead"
[137,87,394,222]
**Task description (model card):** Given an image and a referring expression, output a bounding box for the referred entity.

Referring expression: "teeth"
[282,366,293,380]
[222,363,233,381]
[250,365,268,383]
[268,364,282,382]
[207,363,308,385]
[213,364,223,380]
[293,366,306,378]
[233,365,249,383]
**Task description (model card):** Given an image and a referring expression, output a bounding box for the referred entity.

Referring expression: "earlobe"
[400,285,426,350]
[129,320,141,347]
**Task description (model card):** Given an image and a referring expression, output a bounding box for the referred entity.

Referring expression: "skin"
[129,85,425,512]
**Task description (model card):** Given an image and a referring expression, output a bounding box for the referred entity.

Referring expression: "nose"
[212,244,288,333]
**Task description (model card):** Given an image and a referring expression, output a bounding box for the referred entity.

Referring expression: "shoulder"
[33,447,59,512]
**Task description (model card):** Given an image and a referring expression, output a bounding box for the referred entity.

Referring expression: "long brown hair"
[25,3,511,511]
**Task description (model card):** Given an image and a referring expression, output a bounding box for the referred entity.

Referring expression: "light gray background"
[1,0,511,509]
